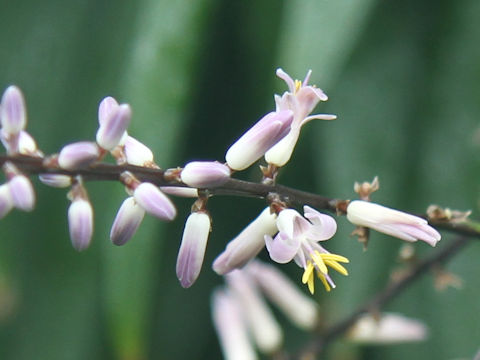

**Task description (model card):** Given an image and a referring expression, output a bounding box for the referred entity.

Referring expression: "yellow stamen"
[302,262,314,284]
[324,259,349,276]
[307,272,314,294]
[321,254,350,263]
[317,272,331,292]
[294,79,302,93]
[311,250,328,274]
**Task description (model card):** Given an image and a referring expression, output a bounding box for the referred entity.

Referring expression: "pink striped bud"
[39,174,72,188]
[133,182,176,221]
[1,86,26,135]
[181,161,231,188]
[225,110,293,171]
[96,104,131,150]
[346,200,441,246]
[160,186,198,198]
[68,198,94,251]
[110,197,145,246]
[58,141,100,170]
[8,175,35,211]
[213,207,278,275]
[176,212,211,288]
[98,96,119,126]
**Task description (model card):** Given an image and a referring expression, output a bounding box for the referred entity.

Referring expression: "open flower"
[264,69,336,167]
[346,200,441,246]
[265,206,348,294]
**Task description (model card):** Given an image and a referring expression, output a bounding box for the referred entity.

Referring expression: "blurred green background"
[1,0,479,359]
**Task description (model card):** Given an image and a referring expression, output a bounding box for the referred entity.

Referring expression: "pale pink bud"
[346,200,441,246]
[246,261,319,330]
[18,131,42,156]
[133,182,176,221]
[347,313,428,344]
[181,161,231,188]
[39,174,72,188]
[213,207,278,275]
[1,86,26,135]
[96,104,131,150]
[225,110,293,171]
[211,289,257,360]
[8,175,35,211]
[110,197,145,246]
[58,141,100,170]
[0,184,14,218]
[124,136,154,166]
[227,271,282,353]
[176,212,211,288]
[160,186,198,198]
[98,96,119,126]
[68,198,94,251]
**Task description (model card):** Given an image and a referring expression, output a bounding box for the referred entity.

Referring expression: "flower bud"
[58,141,100,170]
[133,182,176,221]
[124,136,154,166]
[346,200,441,246]
[1,86,26,135]
[181,161,231,188]
[160,186,198,198]
[98,96,119,126]
[18,131,42,156]
[176,212,211,288]
[39,174,72,188]
[0,184,14,218]
[225,110,293,171]
[213,207,278,275]
[68,198,94,251]
[8,175,35,211]
[347,313,428,344]
[96,104,131,150]
[110,197,145,246]
[211,289,257,360]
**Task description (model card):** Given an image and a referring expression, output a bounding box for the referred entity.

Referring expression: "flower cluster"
[0,69,441,294]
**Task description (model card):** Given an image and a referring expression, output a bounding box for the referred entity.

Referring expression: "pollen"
[294,79,302,93]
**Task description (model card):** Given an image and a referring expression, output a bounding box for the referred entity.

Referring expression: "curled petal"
[68,199,94,251]
[276,68,295,93]
[265,232,300,264]
[160,186,198,198]
[176,212,211,288]
[303,205,337,240]
[133,182,176,221]
[39,174,72,188]
[110,197,145,246]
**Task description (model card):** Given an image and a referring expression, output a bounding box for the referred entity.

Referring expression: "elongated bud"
[110,197,145,246]
[160,186,198,198]
[246,261,319,330]
[133,182,176,221]
[346,200,441,246]
[347,313,428,344]
[225,110,293,171]
[68,198,94,251]
[124,136,154,166]
[181,161,231,188]
[211,289,257,360]
[58,141,100,170]
[1,86,26,135]
[8,175,35,211]
[213,207,278,275]
[0,184,14,218]
[176,212,211,288]
[227,271,283,353]
[98,96,119,126]
[39,174,72,188]
[96,104,131,150]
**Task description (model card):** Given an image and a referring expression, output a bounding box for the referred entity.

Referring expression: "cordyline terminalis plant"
[0,69,477,359]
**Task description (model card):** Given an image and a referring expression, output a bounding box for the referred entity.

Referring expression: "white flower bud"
[1,86,26,135]
[68,198,94,251]
[133,182,176,221]
[8,175,35,211]
[58,141,100,170]
[181,161,231,188]
[110,197,145,246]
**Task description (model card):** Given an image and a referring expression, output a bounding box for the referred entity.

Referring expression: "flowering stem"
[294,235,471,359]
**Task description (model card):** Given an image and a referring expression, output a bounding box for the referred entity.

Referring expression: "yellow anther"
[294,79,302,93]
[324,259,349,276]
[317,272,331,292]
[311,250,328,274]
[302,262,314,284]
[321,254,350,263]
